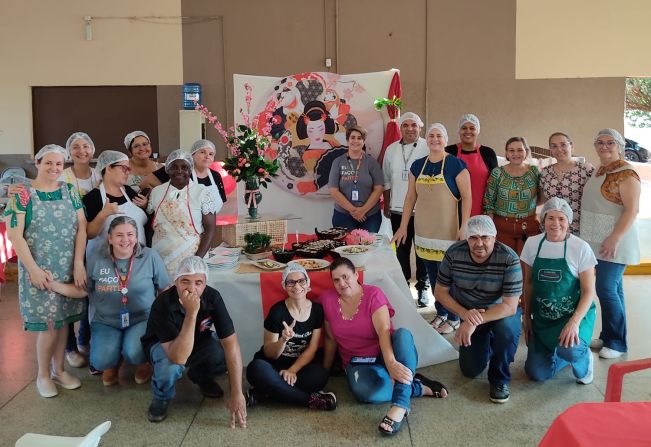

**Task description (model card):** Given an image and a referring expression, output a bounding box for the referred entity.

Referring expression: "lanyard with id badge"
[348,156,362,202]
[112,254,135,329]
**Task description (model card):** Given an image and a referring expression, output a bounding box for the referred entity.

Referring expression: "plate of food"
[333,244,374,267]
[252,259,287,271]
[289,258,331,271]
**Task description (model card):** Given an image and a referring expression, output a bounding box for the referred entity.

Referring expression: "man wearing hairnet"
[433,215,522,404]
[141,256,247,427]
[382,112,431,306]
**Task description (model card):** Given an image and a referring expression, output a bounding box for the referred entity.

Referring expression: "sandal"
[436,319,460,334]
[378,415,403,436]
[430,315,447,329]
[415,373,448,398]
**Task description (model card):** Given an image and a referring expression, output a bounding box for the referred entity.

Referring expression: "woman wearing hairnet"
[123,130,163,192]
[245,263,335,410]
[140,139,227,205]
[60,132,101,197]
[147,150,219,277]
[521,198,597,384]
[4,145,88,398]
[580,129,641,359]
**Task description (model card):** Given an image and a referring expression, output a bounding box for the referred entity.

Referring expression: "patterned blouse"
[596,160,640,205]
[4,183,83,228]
[540,161,594,234]
[483,165,540,219]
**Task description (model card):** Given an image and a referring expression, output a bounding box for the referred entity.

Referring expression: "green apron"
[531,236,596,352]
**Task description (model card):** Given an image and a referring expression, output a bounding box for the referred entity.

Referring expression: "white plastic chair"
[15,421,111,447]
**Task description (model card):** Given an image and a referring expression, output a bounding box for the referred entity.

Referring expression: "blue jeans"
[246,359,329,406]
[344,328,423,412]
[66,298,90,351]
[332,209,382,232]
[525,337,590,382]
[90,321,147,370]
[423,259,459,321]
[595,260,627,352]
[459,307,522,385]
[150,333,227,401]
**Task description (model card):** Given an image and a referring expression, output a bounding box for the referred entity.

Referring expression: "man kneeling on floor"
[434,215,522,404]
[141,256,247,426]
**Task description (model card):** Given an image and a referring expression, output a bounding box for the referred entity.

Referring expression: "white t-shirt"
[520,233,597,278]
[382,137,429,213]
[58,167,100,198]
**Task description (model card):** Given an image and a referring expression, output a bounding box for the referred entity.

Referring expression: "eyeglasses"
[594,140,618,148]
[285,278,307,288]
[111,164,131,174]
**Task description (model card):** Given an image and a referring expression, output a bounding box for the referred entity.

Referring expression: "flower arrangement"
[195,83,279,187]
[345,229,375,246]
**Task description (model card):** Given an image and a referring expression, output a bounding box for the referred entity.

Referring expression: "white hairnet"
[458,113,481,133]
[594,128,625,152]
[399,112,424,128]
[124,130,150,151]
[540,197,573,225]
[190,139,216,155]
[35,144,67,162]
[96,150,129,175]
[174,256,208,282]
[65,132,96,158]
[165,149,194,173]
[282,263,310,288]
[465,215,497,238]
[426,123,448,144]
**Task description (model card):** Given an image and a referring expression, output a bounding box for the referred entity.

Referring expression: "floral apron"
[19,184,84,331]
[530,236,596,352]
[414,155,459,261]
[152,184,201,277]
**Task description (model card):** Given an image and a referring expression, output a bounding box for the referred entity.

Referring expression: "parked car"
[624,138,649,163]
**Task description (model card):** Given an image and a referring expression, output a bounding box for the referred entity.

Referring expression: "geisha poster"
[234,70,394,200]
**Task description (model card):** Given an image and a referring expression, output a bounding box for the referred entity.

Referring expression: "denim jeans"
[66,298,90,351]
[422,259,459,321]
[246,359,329,406]
[389,212,428,291]
[344,328,423,412]
[459,307,522,385]
[332,209,382,232]
[595,260,628,352]
[150,333,227,401]
[525,337,590,382]
[90,320,147,370]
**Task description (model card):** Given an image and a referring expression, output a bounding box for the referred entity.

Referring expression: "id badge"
[351,187,359,202]
[350,356,377,364]
[120,308,130,328]
[402,169,409,181]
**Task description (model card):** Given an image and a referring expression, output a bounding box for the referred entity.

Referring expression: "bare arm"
[372,305,412,384]
[86,202,120,239]
[161,291,199,364]
[286,328,321,374]
[323,321,337,370]
[5,213,52,289]
[221,333,247,429]
[262,328,289,360]
[360,184,384,215]
[456,169,472,239]
[73,209,88,288]
[435,283,519,324]
[600,176,641,259]
[196,213,216,258]
[49,281,88,298]
[329,187,357,213]
[559,267,596,348]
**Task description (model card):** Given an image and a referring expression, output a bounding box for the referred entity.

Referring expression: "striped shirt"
[437,240,522,309]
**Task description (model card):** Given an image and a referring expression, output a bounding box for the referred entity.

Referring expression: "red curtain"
[378,71,402,164]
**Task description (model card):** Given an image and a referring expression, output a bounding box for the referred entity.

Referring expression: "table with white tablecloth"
[207,243,458,368]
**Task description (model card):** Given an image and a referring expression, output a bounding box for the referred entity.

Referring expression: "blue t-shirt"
[87,247,171,329]
[410,155,467,199]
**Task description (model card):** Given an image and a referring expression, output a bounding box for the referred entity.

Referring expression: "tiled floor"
[0,277,650,447]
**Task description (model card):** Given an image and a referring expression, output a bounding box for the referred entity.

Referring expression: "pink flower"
[258,168,264,174]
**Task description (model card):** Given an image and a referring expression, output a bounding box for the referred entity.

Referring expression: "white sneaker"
[599,347,625,359]
[65,350,87,368]
[576,353,594,385]
[590,339,604,350]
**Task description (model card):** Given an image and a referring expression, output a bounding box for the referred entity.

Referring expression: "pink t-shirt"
[320,284,395,367]
[457,148,489,216]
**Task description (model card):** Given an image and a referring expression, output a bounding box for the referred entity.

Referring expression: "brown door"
[32,86,159,156]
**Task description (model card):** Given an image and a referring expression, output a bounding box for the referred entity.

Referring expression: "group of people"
[4,113,641,436]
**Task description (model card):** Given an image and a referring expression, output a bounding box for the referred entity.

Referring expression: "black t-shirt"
[82,185,139,222]
[141,285,235,360]
[254,300,323,367]
[153,167,227,203]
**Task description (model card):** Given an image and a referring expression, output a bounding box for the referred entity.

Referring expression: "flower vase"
[244,177,262,219]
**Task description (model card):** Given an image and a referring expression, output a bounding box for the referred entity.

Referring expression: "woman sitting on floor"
[321,257,448,436]
[245,263,335,410]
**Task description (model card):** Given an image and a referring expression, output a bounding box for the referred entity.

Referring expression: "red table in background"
[539,402,651,446]
[0,221,17,283]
